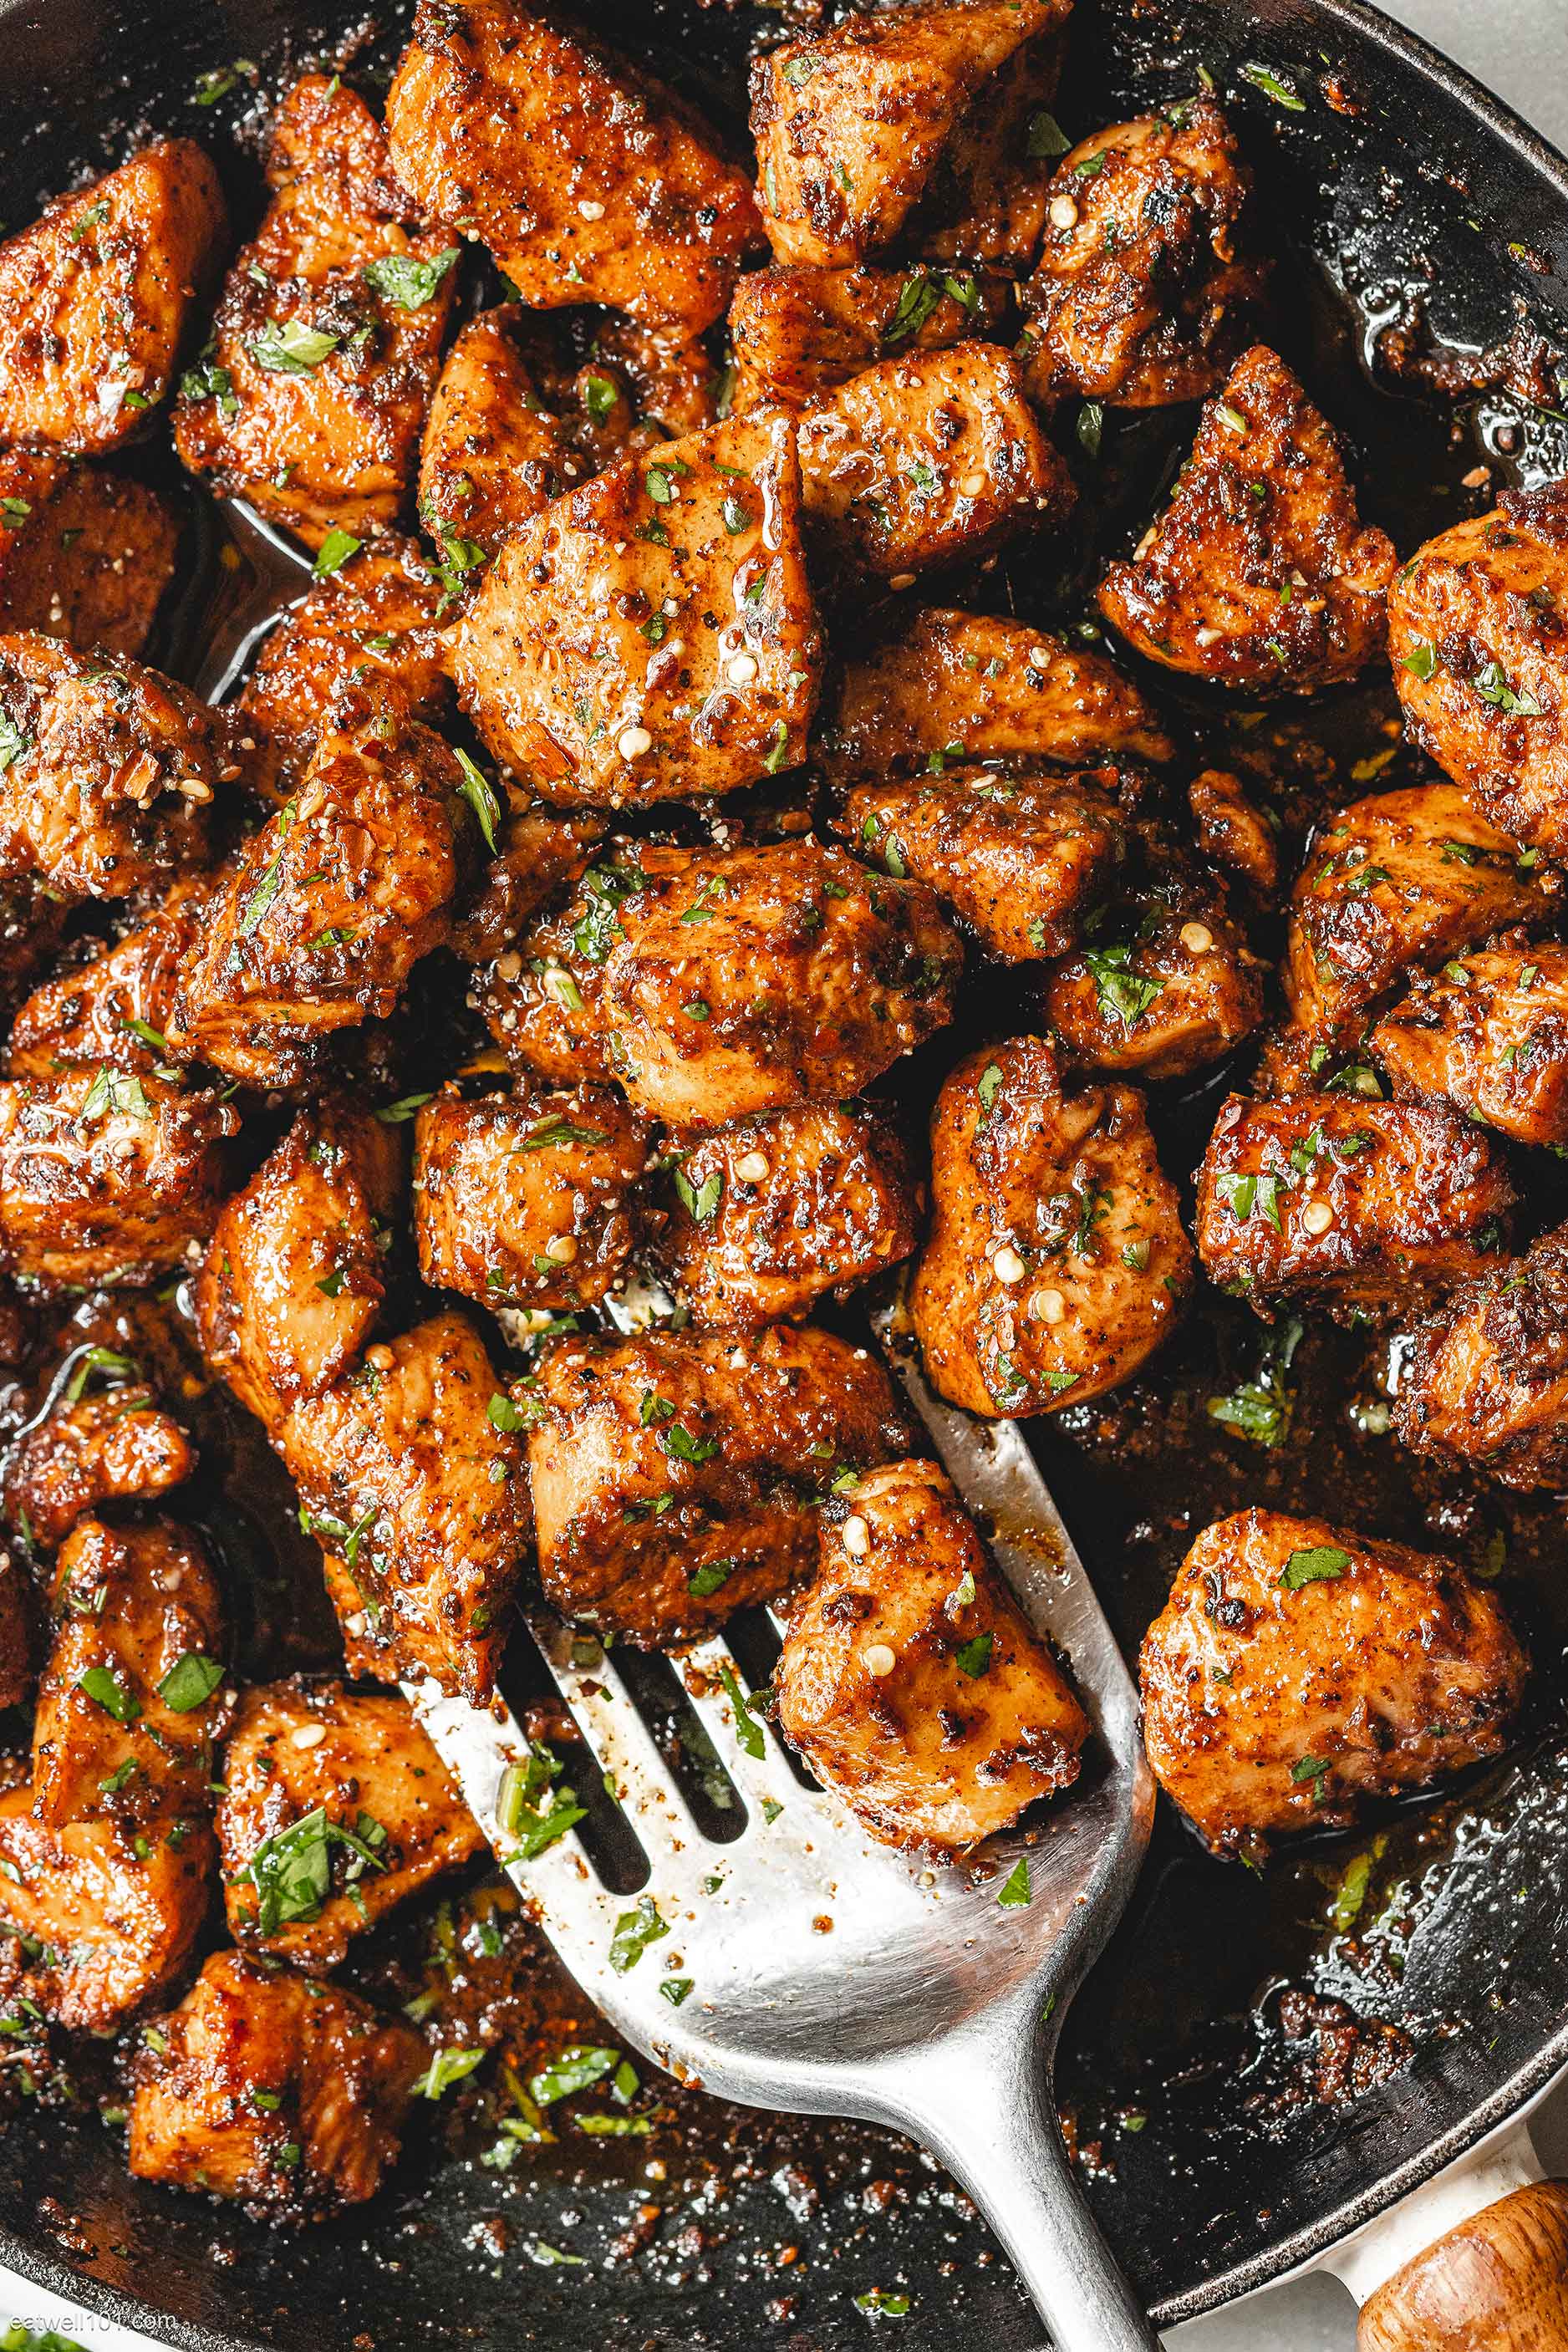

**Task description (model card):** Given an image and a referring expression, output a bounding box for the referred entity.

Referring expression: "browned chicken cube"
[823,605,1175,791]
[799,341,1073,581]
[660,1101,919,1327]
[0,1553,32,1712]
[1371,942,1568,1147]
[1187,766,1280,900]
[417,306,584,564]
[0,633,225,903]
[0,879,68,1036]
[1041,887,1263,1078]
[449,800,605,970]
[0,140,227,453]
[7,873,211,1082]
[6,1382,193,1552]
[1285,782,1557,1041]
[1195,1091,1514,1321]
[729,264,1006,409]
[166,715,461,1087]
[32,1516,226,1831]
[278,1311,529,1702]
[1387,482,1568,854]
[776,1460,1089,1854]
[0,1064,237,1290]
[219,1683,485,1967]
[174,77,456,550]
[1098,348,1397,690]
[0,452,178,657]
[1395,1225,1568,1491]
[751,0,1068,267]
[451,408,822,807]
[128,1948,423,2215]
[528,1323,913,1644]
[237,538,450,805]
[1018,102,1261,408]
[909,1036,1192,1417]
[1140,1509,1528,1858]
[0,1778,216,2032]
[387,1,759,338]
[837,765,1129,961]
[602,839,962,1128]
[196,1098,401,1429]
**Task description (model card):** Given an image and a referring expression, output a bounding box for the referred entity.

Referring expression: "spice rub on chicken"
[1370,941,1568,1148]
[729,263,1008,410]
[1040,870,1262,1079]
[1140,1509,1528,1859]
[0,451,179,657]
[1395,1224,1568,1492]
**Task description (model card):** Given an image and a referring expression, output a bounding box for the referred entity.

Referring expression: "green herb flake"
[659,1977,694,2007]
[717,1662,766,1759]
[250,318,342,374]
[996,1859,1031,1908]
[1280,1544,1351,1591]
[312,527,363,578]
[608,1893,669,1973]
[1240,60,1307,109]
[78,1665,140,1723]
[158,1653,223,1713]
[455,747,502,853]
[363,247,460,310]
[413,2045,487,2100]
[955,1632,994,1679]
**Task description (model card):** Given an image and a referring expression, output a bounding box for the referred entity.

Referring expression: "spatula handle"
[1357,2181,1568,2350]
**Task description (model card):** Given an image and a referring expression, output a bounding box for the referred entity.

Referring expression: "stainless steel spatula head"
[413,1295,1158,2351]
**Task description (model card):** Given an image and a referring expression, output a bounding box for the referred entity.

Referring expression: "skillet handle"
[1357,2181,1568,2351]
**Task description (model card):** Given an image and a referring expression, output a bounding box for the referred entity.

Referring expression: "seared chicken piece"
[1098,347,1397,690]
[449,802,604,970]
[129,1948,423,2214]
[1285,782,1556,1041]
[174,76,456,549]
[776,1460,1089,1853]
[0,1064,237,1290]
[6,1382,193,1551]
[798,341,1072,581]
[0,633,224,902]
[824,605,1175,790]
[1188,766,1280,900]
[8,873,211,1082]
[417,306,586,563]
[166,715,461,1087]
[527,1324,913,1644]
[32,1516,226,1831]
[660,1101,919,1327]
[1371,942,1568,1147]
[0,140,227,453]
[413,1079,646,1312]
[730,264,1006,409]
[1140,1508,1527,1857]
[1018,102,1261,407]
[751,0,1068,267]
[451,408,822,807]
[1196,1091,1513,1321]
[909,1036,1192,1416]
[837,765,1130,961]
[196,1098,400,1429]
[220,1683,485,1967]
[0,1554,32,1712]
[1041,883,1263,1079]
[238,539,450,805]
[1396,1224,1568,1490]
[1387,482,1568,855]
[0,452,178,656]
[277,1311,529,1703]
[0,879,68,1036]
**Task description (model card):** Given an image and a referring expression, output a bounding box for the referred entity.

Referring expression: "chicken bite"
[776,1459,1088,1854]
[730,264,1006,409]
[1387,482,1568,855]
[448,800,605,970]
[6,1380,193,1552]
[1040,880,1263,1077]
[7,873,211,1082]
[1195,1091,1514,1321]
[0,1063,237,1291]
[1371,941,1568,1147]
[174,76,457,550]
[1097,347,1396,690]
[527,1323,913,1644]
[751,0,1068,268]
[412,1078,647,1311]
[909,1035,1192,1417]
[659,1101,919,1326]
[823,605,1175,791]
[416,306,593,565]
[0,1554,32,1712]
[128,1948,423,2215]
[196,1097,401,1429]
[0,633,225,903]
[1187,766,1280,900]
[837,765,1131,961]
[0,452,179,658]
[1018,101,1261,408]
[219,1683,484,1967]
[278,1311,529,1703]
[450,407,822,807]
[1285,782,1556,1041]
[1395,1224,1568,1491]
[1140,1509,1528,1858]
[0,140,227,453]
[799,341,1073,582]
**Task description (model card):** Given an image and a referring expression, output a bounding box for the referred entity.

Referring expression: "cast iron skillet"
[3,0,1568,2344]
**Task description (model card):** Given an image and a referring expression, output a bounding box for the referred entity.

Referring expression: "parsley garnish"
[362,247,460,310]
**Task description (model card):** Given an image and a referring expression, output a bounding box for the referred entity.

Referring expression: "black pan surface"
[3,0,1568,2345]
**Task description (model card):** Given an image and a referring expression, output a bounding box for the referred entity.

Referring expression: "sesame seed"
[345,1611,368,1638]
[1302,1200,1335,1235]
[735,1149,770,1182]
[496,950,522,981]
[578,199,606,221]
[1134,523,1158,560]
[366,1344,395,1372]
[863,1642,896,1677]
[1027,643,1052,670]
[1048,193,1080,231]
[992,1245,1027,1285]
[725,651,759,686]
[1029,1285,1066,1325]
[545,1234,578,1263]
[290,1723,327,1750]
[1194,627,1222,648]
[1180,921,1214,955]
[618,725,653,760]
[841,1515,871,1557]
[958,471,987,497]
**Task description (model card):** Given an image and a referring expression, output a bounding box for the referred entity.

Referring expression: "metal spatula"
[412,1296,1159,2352]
